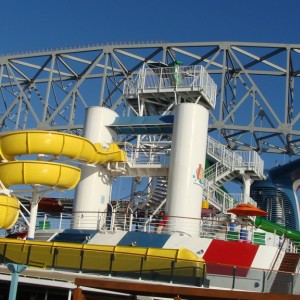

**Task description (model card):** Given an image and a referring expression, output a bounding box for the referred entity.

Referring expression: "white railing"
[205,161,232,183]
[207,136,243,169]
[124,64,217,108]
[123,144,170,167]
[123,76,138,97]
[206,136,265,179]
[121,140,251,213]
[235,150,265,178]
[230,193,257,207]
[203,182,235,212]
[21,211,299,253]
[119,126,264,181]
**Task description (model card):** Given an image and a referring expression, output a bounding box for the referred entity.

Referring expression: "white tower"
[166,103,209,236]
[124,64,217,236]
[72,106,118,229]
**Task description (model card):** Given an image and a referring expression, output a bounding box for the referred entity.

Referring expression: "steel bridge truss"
[1,42,300,156]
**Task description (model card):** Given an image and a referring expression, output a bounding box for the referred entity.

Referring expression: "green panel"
[253,232,266,245]
[39,221,50,230]
[226,231,239,241]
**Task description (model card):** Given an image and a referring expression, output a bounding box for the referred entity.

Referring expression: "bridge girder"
[0,42,300,156]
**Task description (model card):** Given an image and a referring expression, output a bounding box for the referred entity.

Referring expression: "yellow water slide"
[0,161,81,190]
[0,130,127,229]
[0,130,126,163]
[0,238,205,278]
[0,195,19,229]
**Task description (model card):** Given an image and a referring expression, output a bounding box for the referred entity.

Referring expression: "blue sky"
[0,0,299,54]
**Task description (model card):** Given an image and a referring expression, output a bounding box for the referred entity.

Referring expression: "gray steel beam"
[0,42,300,156]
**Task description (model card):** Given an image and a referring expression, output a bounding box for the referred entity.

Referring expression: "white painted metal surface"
[72,107,118,229]
[166,103,209,236]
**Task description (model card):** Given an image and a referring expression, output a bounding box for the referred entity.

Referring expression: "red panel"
[203,239,259,276]
[38,198,64,212]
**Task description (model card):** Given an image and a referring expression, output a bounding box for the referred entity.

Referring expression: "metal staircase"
[205,161,240,187]
[206,135,265,186]
[125,177,168,213]
[202,136,265,210]
[118,135,264,215]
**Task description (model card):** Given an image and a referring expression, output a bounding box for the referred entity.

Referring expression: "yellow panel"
[0,161,80,190]
[53,247,82,269]
[0,241,6,257]
[114,246,148,256]
[83,244,115,252]
[3,242,29,264]
[142,256,173,271]
[112,253,142,272]
[82,250,113,272]
[147,248,179,259]
[0,195,19,229]
[202,201,209,209]
[177,248,204,262]
[0,240,205,277]
[26,243,54,268]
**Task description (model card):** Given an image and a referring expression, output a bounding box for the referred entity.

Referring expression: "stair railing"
[265,235,287,291]
[206,136,264,178]
[205,162,233,184]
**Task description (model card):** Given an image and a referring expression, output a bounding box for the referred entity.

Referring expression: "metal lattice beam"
[1,42,300,156]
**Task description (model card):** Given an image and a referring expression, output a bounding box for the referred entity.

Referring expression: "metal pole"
[7,263,27,300]
[27,186,39,239]
[262,270,265,292]
[232,266,236,290]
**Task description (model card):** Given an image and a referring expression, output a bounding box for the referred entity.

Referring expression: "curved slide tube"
[0,195,19,229]
[0,161,81,190]
[0,130,126,163]
[255,216,300,241]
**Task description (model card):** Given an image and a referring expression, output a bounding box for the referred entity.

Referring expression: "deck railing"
[29,212,300,254]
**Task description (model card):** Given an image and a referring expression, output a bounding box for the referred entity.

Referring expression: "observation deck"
[124,64,217,110]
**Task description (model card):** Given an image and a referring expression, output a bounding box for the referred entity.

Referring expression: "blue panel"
[117,231,171,248]
[111,115,174,126]
[51,229,98,244]
[108,115,174,135]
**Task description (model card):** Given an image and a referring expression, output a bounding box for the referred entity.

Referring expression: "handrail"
[267,235,287,280]
[206,136,265,179]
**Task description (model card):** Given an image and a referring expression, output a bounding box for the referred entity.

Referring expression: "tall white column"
[243,174,253,204]
[72,107,118,229]
[27,187,39,239]
[166,103,209,236]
